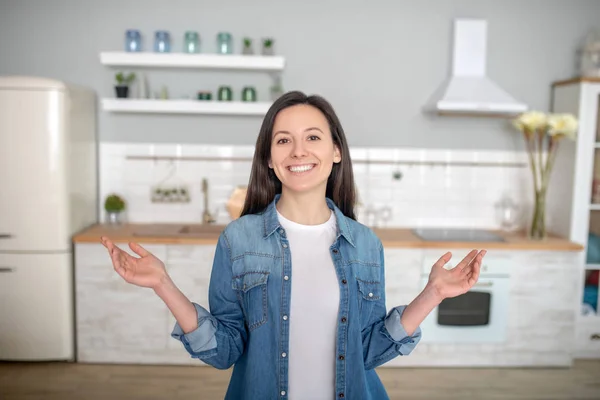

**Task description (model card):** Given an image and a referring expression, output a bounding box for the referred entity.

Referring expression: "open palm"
[100,236,167,289]
[427,249,487,299]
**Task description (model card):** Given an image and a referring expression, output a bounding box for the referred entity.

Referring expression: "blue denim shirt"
[171,195,422,399]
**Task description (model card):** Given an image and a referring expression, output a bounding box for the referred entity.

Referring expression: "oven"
[418,251,512,344]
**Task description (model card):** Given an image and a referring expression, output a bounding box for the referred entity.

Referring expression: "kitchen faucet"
[202,178,216,224]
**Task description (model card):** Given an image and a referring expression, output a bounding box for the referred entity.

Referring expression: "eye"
[276,138,289,144]
[308,135,320,141]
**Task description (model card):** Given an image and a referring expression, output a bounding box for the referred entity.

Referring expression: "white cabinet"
[550,77,600,358]
[383,248,422,308]
[0,253,73,360]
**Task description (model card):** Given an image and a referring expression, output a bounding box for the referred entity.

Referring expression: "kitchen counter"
[73,223,583,251]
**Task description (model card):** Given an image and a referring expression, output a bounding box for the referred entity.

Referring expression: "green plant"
[115,72,135,86]
[243,37,252,47]
[104,194,126,213]
[263,38,273,48]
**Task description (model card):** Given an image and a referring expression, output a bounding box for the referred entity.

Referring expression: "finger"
[461,250,485,275]
[433,252,452,270]
[458,249,479,271]
[129,242,151,257]
[467,255,483,285]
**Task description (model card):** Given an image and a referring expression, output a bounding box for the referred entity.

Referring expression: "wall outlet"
[151,185,191,203]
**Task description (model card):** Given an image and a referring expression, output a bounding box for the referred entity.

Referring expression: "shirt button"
[282,352,287,357]
[332,248,338,253]
[282,243,288,248]
[341,317,347,323]
[368,292,374,297]
[283,315,288,320]
[338,355,345,360]
[341,279,347,284]
[281,391,286,396]
[339,393,344,398]
[279,229,284,234]
[284,275,289,280]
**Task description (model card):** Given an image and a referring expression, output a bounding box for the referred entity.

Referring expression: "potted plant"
[262,38,274,55]
[104,193,126,225]
[242,37,254,55]
[115,72,136,98]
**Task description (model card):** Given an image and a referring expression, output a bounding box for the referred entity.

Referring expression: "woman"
[100,91,486,400]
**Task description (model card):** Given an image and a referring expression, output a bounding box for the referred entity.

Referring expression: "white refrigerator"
[0,76,98,361]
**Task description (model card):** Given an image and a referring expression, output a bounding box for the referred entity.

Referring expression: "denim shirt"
[171,195,422,399]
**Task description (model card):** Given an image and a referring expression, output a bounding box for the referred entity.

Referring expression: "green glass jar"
[242,86,257,102]
[218,86,233,101]
[184,31,200,53]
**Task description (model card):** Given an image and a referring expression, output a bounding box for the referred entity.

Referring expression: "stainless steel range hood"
[424,19,528,117]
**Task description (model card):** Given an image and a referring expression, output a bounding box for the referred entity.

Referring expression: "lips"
[287,164,316,173]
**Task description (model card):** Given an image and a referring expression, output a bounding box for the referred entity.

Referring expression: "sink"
[131,224,224,238]
[412,228,505,242]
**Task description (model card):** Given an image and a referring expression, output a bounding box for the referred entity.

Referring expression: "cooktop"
[412,228,505,242]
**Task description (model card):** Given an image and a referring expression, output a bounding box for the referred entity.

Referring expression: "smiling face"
[268,104,342,197]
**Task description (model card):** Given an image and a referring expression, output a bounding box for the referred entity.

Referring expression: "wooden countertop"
[73,223,584,251]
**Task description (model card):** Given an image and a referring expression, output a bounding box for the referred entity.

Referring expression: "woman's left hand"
[426,249,487,300]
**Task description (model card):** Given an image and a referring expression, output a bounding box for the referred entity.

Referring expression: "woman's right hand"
[100,236,168,289]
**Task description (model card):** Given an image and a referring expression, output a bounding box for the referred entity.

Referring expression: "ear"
[333,146,342,164]
[268,159,273,169]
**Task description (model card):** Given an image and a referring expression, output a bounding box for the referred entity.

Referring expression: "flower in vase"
[547,113,578,140]
[512,111,548,135]
[511,111,578,239]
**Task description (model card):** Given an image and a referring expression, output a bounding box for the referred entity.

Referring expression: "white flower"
[512,111,548,132]
[547,113,578,140]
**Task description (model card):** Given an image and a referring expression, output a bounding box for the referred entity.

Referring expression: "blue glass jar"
[125,30,142,52]
[217,32,232,54]
[154,31,171,53]
[184,31,200,53]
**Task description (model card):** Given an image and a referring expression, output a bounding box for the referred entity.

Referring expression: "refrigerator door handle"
[0,267,14,273]
[0,233,13,239]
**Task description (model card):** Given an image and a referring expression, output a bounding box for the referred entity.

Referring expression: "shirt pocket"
[356,275,382,327]
[232,271,269,331]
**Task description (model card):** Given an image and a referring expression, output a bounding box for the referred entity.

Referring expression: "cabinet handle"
[0,234,13,239]
[0,267,14,273]
[591,334,600,341]
[473,282,493,287]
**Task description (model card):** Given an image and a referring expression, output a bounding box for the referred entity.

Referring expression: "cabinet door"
[165,245,215,352]
[383,248,423,307]
[75,243,168,363]
[0,253,73,360]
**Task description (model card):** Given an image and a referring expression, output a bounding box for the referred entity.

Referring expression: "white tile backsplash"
[99,143,532,228]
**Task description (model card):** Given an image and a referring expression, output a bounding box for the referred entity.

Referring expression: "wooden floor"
[0,360,599,400]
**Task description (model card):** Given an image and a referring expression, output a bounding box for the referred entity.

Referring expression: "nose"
[291,140,308,158]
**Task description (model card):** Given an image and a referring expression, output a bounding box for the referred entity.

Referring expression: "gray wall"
[0,0,598,150]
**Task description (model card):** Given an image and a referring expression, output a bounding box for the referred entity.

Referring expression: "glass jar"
[218,86,233,101]
[125,30,142,52]
[242,86,257,102]
[184,31,200,53]
[217,32,232,54]
[154,31,171,53]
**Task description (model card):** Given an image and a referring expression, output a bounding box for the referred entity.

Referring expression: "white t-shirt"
[277,209,340,400]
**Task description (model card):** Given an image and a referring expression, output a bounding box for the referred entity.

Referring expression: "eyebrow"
[273,127,324,136]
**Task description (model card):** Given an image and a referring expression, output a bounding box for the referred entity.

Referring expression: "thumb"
[129,242,151,258]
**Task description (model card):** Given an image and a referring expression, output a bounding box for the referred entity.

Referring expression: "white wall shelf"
[101,98,272,116]
[100,51,285,71]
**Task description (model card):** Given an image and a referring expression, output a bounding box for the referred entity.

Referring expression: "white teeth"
[288,164,314,173]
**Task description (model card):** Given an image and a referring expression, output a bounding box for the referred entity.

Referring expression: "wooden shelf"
[101,99,272,116]
[100,52,285,71]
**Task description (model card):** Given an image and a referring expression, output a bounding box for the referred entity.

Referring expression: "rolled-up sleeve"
[362,243,422,370]
[170,232,247,369]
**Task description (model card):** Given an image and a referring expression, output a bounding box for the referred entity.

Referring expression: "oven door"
[418,277,509,343]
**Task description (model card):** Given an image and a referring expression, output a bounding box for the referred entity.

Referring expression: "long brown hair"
[240,91,356,219]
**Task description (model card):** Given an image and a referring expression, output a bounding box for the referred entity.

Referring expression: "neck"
[276,189,331,225]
